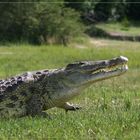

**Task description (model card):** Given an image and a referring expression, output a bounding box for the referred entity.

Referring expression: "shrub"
[0,1,84,45]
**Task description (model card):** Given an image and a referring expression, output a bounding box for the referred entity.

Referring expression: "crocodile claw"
[65,105,82,112]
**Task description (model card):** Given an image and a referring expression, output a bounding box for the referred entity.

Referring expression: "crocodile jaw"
[84,56,128,84]
[89,63,128,82]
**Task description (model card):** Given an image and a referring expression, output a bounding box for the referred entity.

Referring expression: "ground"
[0,39,140,139]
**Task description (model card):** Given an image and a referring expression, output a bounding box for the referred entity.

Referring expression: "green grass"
[95,22,140,36]
[0,42,140,139]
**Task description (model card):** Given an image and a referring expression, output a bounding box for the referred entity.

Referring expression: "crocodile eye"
[66,61,85,69]
[66,63,75,68]
[79,62,85,65]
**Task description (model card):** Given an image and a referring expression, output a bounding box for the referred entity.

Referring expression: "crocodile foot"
[58,102,82,112]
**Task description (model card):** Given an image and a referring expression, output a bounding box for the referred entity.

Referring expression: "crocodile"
[0,56,128,118]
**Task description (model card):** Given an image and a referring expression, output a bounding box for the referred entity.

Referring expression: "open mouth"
[92,63,128,75]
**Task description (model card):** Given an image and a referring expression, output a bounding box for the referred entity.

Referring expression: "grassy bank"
[0,42,140,139]
[96,22,140,36]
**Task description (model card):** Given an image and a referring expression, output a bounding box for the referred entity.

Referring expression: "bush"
[0,1,84,45]
[37,4,84,45]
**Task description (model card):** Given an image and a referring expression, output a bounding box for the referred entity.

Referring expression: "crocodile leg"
[26,94,50,118]
[59,102,81,112]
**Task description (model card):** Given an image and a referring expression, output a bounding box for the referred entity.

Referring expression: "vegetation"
[0,1,83,45]
[1,0,140,44]
[0,40,139,139]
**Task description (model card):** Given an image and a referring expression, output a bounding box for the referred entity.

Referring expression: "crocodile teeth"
[92,64,128,75]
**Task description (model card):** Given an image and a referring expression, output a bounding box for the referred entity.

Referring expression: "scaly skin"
[0,56,128,118]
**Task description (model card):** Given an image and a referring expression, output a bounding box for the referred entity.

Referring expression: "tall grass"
[0,42,139,139]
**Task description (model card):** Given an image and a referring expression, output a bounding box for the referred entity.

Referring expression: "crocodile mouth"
[91,63,128,75]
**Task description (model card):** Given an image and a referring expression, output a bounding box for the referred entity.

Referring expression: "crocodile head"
[65,56,128,86]
[46,56,128,102]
